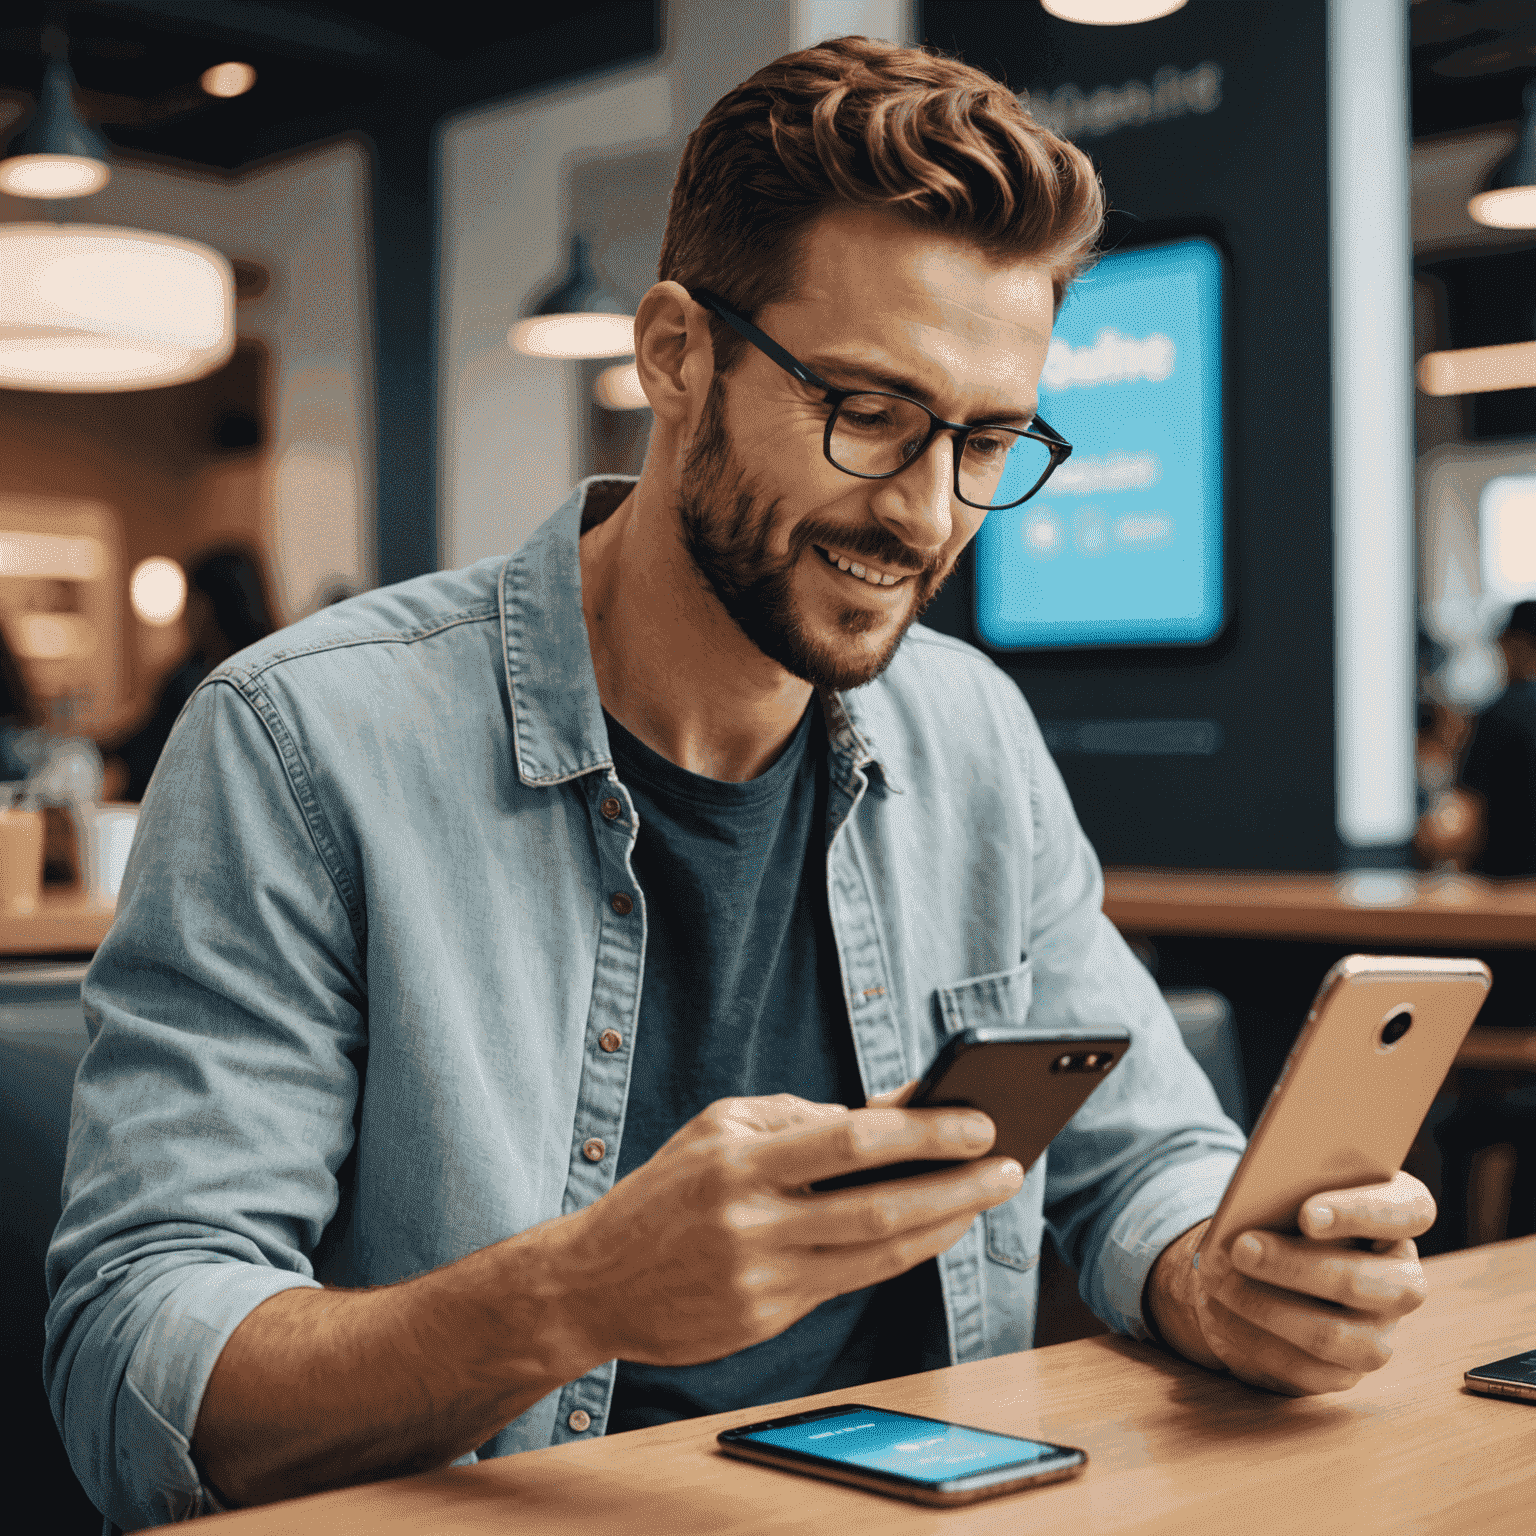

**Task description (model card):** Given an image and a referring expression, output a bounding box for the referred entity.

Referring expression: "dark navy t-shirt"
[604,701,942,1433]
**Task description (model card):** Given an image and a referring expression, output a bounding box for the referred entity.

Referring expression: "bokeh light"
[200,62,257,99]
[130,557,187,626]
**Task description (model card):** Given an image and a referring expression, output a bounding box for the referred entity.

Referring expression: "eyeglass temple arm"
[688,289,826,390]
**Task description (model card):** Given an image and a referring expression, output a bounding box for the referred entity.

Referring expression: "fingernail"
[1235,1233,1263,1262]
[988,1160,1023,1189]
[961,1116,993,1145]
[1309,1204,1335,1229]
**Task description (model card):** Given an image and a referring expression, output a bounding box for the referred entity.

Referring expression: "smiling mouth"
[813,545,913,588]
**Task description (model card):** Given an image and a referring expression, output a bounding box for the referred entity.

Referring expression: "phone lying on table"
[1198,955,1491,1267]
[811,1026,1130,1192]
[1465,1348,1536,1403]
[717,1402,1087,1506]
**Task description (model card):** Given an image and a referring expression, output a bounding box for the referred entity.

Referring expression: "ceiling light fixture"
[0,28,235,392]
[0,28,109,199]
[200,62,257,100]
[1041,0,1188,24]
[510,234,636,359]
[1469,79,1536,229]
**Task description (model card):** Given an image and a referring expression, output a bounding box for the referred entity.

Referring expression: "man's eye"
[842,410,892,431]
[965,433,1008,459]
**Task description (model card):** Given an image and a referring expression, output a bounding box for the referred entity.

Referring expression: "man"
[47,37,1433,1531]
[1461,599,1536,877]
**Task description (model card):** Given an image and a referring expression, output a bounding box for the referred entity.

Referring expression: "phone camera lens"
[1054,1054,1071,1071]
[1380,1011,1413,1047]
[1099,1054,1114,1070]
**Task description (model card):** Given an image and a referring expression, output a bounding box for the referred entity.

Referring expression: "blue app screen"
[974,235,1225,650]
[742,1408,1062,1485]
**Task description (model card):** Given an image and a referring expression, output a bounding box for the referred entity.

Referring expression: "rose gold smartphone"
[1198,955,1491,1266]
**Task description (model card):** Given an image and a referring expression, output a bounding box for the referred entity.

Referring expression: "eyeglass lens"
[828,393,1054,509]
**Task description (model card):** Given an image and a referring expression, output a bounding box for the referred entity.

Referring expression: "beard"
[675,375,949,692]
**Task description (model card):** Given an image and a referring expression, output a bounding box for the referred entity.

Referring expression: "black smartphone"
[811,1026,1130,1191]
[1465,1348,1536,1403]
[718,1402,1086,1506]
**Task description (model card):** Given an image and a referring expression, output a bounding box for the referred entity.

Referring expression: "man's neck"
[578,472,815,784]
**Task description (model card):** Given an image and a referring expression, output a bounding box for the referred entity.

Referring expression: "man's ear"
[632,280,715,430]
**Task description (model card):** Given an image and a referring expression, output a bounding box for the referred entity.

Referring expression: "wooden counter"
[1104,867,1536,949]
[0,884,115,957]
[167,1235,1536,1536]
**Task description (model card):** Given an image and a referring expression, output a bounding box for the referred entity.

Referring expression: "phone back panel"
[1203,956,1490,1255]
[919,1033,1129,1172]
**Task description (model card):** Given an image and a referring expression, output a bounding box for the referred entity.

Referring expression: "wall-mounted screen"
[974,235,1224,650]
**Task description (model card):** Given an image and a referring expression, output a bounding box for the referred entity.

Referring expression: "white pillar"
[1329,0,1416,850]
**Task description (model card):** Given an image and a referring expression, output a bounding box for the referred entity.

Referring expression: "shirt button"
[598,1029,623,1053]
[567,1409,592,1433]
[582,1137,606,1162]
[600,797,622,821]
[610,892,633,915]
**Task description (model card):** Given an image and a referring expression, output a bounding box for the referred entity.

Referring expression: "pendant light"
[0,34,109,199]
[1469,79,1536,230]
[0,28,234,392]
[1041,0,1188,23]
[509,234,636,359]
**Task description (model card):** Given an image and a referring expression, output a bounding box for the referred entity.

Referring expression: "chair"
[1434,1027,1536,1248]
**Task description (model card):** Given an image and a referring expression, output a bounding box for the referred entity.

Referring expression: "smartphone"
[811,1026,1129,1191]
[1465,1348,1536,1403]
[1198,955,1491,1265]
[717,1402,1087,1506]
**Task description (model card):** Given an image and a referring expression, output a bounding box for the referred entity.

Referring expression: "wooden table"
[0,884,115,957]
[1103,867,1536,949]
[172,1235,1536,1536]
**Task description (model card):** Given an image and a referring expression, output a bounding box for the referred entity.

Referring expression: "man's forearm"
[192,1212,602,1508]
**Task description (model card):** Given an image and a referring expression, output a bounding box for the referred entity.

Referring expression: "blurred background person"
[0,621,44,783]
[106,546,276,803]
[1458,601,1536,879]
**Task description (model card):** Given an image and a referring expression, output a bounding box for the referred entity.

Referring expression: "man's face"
[676,206,1055,692]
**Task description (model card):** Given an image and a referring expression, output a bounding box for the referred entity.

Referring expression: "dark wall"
[919,0,1338,871]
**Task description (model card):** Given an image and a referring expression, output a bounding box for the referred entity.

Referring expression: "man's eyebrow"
[801,354,1037,426]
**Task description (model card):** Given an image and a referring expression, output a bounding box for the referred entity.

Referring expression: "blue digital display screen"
[973,236,1225,650]
[739,1407,1063,1486]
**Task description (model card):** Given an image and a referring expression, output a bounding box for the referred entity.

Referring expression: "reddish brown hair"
[658,35,1105,374]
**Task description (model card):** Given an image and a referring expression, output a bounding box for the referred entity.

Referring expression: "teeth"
[820,546,904,586]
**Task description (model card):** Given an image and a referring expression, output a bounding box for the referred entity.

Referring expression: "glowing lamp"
[0,225,235,392]
[510,234,636,360]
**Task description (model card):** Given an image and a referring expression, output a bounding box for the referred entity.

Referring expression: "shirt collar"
[500,476,897,793]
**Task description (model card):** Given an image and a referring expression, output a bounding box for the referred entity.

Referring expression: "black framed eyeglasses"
[690,287,1072,511]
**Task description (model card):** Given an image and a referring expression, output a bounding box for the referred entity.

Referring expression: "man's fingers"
[1226,1230,1428,1320]
[746,1103,996,1188]
[1297,1170,1436,1242]
[866,1079,920,1109]
[773,1156,1025,1247]
[1197,1290,1368,1397]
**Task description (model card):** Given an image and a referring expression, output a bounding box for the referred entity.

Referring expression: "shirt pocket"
[930,961,1043,1273]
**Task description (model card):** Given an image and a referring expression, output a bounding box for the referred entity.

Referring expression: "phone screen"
[1470,1349,1536,1385]
[733,1406,1071,1487]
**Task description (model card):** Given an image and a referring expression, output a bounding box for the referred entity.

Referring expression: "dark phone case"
[811,1028,1129,1191]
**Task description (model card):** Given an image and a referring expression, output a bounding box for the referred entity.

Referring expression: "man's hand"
[553,1085,1022,1369]
[1145,1171,1434,1396]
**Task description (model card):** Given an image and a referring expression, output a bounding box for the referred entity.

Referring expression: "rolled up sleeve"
[44,675,365,1530]
[1014,688,1246,1342]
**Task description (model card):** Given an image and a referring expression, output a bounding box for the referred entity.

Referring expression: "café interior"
[2,1,1536,1531]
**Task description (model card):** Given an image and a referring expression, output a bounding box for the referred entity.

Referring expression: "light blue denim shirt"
[46,478,1245,1530]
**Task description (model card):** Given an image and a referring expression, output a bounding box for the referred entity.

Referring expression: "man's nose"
[869,433,956,561]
